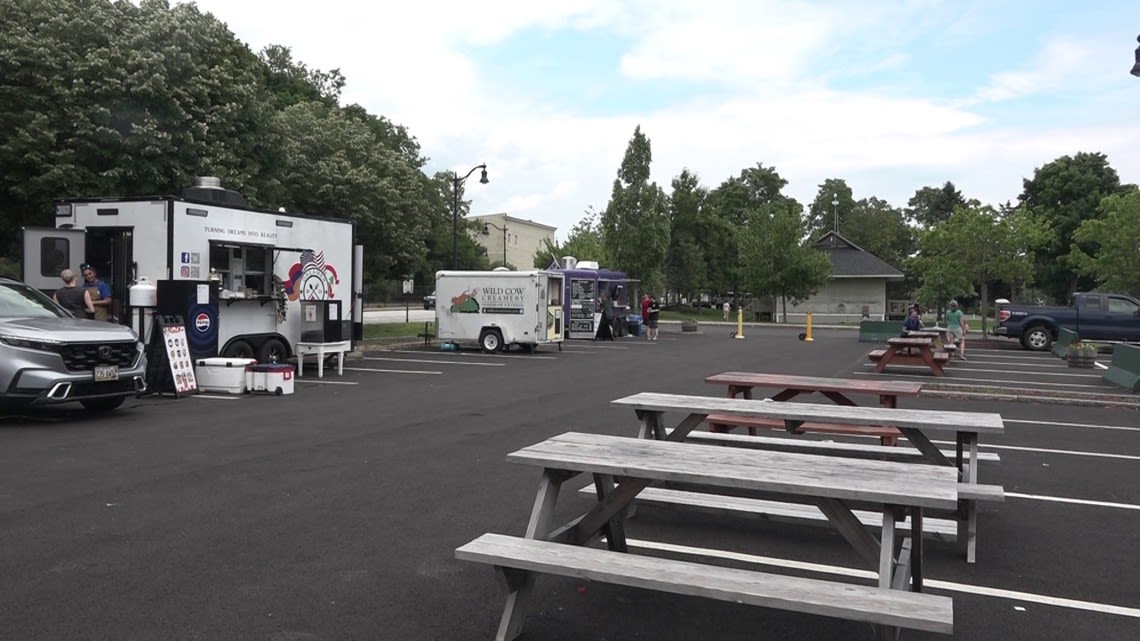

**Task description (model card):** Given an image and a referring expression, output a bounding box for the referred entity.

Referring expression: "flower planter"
[1066,352,1096,368]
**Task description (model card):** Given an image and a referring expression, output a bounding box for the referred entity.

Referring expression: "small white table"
[295,341,350,378]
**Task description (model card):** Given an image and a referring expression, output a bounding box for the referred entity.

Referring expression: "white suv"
[0,276,147,411]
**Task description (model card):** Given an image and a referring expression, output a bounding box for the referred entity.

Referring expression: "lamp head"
[1132,34,1140,77]
[479,166,489,184]
[482,223,490,235]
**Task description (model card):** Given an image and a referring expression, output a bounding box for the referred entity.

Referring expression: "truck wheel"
[479,329,503,353]
[1021,325,1053,351]
[223,340,255,359]
[257,338,288,364]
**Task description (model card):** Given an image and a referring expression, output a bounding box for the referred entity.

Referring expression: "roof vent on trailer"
[182,176,249,208]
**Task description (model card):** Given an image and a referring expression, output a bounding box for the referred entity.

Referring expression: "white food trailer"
[434,269,564,352]
[22,178,363,362]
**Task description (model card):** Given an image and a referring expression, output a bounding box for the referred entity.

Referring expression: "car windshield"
[0,282,66,319]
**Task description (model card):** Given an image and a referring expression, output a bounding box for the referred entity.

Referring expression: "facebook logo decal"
[181,252,190,264]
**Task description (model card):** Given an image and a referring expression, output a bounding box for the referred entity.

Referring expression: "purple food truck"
[554,258,634,340]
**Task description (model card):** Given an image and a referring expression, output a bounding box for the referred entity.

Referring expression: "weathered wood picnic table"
[612,392,1005,563]
[457,431,959,640]
[703,372,924,445]
[868,337,949,376]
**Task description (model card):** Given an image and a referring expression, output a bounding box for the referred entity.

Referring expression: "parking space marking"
[628,538,1140,619]
[928,439,1140,461]
[362,357,504,367]
[387,350,560,360]
[1002,418,1140,433]
[343,367,442,375]
[1003,492,1140,511]
[190,394,242,400]
[855,369,1113,389]
[295,380,359,385]
[859,363,1104,379]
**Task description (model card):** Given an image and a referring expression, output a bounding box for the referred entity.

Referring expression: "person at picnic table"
[903,304,924,333]
[945,299,967,361]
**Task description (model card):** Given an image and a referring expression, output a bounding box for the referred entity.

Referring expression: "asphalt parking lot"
[1,324,1137,641]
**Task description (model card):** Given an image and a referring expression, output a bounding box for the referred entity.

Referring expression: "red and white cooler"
[245,363,295,396]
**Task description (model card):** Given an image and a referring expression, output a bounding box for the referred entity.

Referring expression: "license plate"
[94,365,119,382]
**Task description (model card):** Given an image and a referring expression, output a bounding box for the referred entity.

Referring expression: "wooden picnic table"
[703,372,923,445]
[612,391,1005,563]
[456,431,958,640]
[869,337,949,376]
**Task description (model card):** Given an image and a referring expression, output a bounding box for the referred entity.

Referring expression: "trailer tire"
[257,338,288,364]
[520,343,534,354]
[223,340,255,359]
[479,329,503,353]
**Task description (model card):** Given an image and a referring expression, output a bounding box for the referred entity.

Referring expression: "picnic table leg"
[593,473,628,552]
[873,346,896,373]
[910,508,924,591]
[815,497,882,570]
[497,470,567,641]
[921,347,945,376]
[958,433,981,563]
[728,385,761,434]
[878,509,896,589]
[896,427,953,467]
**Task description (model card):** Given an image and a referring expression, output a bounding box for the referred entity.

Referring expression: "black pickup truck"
[995,292,1140,350]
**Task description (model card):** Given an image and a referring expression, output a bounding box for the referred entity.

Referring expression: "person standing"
[945,300,967,360]
[647,295,661,341]
[81,263,112,321]
[640,293,651,338]
[54,269,95,318]
[595,290,615,341]
[722,299,730,321]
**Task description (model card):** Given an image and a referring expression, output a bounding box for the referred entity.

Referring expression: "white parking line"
[1002,418,1140,433]
[860,364,1103,379]
[362,357,504,367]
[625,538,1140,619]
[1004,492,1140,511]
[387,350,559,360]
[928,439,1140,461]
[295,380,359,385]
[855,370,1111,388]
[343,367,442,375]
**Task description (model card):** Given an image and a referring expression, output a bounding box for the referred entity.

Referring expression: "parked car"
[423,291,436,310]
[0,275,147,411]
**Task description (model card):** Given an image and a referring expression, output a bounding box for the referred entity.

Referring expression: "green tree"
[738,199,830,322]
[600,126,670,293]
[910,204,1043,333]
[664,169,709,300]
[844,197,914,268]
[535,207,609,268]
[906,182,968,228]
[1069,190,1140,297]
[1019,152,1124,303]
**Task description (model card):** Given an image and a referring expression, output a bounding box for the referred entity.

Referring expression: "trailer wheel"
[223,340,255,359]
[520,344,534,354]
[479,329,503,353]
[257,338,288,364]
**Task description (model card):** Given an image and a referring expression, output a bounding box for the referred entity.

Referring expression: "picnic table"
[457,431,958,640]
[868,337,949,376]
[703,372,924,445]
[612,392,1004,563]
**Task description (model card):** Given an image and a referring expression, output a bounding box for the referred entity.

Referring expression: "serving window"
[209,242,273,295]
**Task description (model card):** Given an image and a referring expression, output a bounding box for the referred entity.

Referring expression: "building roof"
[471,212,558,232]
[813,231,905,279]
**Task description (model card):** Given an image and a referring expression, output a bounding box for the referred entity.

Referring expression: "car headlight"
[0,335,62,352]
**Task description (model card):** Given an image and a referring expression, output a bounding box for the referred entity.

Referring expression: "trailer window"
[39,237,70,277]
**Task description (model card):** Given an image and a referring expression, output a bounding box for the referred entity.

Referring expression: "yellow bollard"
[804,312,815,341]
[735,307,745,339]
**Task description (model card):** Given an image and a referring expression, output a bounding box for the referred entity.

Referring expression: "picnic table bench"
[457,432,958,640]
[868,337,949,376]
[613,392,1004,563]
[703,372,924,445]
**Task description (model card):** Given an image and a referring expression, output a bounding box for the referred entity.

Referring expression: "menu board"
[568,278,597,338]
[161,323,198,395]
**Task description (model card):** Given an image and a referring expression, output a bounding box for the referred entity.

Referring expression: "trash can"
[627,314,643,336]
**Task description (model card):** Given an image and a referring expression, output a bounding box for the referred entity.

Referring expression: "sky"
[186,0,1140,240]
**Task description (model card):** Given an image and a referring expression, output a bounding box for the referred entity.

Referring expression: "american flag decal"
[300,249,326,269]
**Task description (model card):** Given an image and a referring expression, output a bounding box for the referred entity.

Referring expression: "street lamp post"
[831,194,839,232]
[1132,34,1140,77]
[482,220,508,266]
[451,164,489,269]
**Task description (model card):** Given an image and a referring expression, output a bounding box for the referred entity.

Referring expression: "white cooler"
[194,357,257,394]
[245,364,295,395]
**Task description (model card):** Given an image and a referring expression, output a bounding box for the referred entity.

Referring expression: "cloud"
[971,37,1096,103]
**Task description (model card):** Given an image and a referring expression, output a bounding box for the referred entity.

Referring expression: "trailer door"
[21,227,86,291]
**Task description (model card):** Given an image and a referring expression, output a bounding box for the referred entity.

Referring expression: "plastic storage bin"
[195,357,257,394]
[245,363,295,396]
